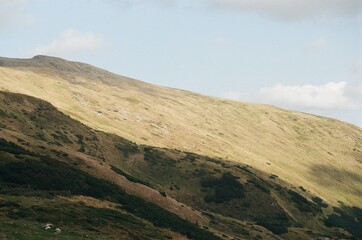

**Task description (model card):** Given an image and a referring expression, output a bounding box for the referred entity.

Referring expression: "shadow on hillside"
[309,164,362,195]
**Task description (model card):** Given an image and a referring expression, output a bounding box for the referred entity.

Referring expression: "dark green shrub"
[111,165,154,188]
[200,172,244,203]
[325,205,362,238]
[51,132,72,144]
[256,217,289,235]
[312,196,328,208]
[0,200,20,208]
[247,178,270,193]
[269,174,278,179]
[143,147,176,166]
[235,165,253,174]
[288,190,321,214]
[159,191,167,197]
[0,139,36,156]
[115,141,140,157]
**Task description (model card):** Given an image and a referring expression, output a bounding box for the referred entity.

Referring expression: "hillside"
[0,55,361,209]
[1,91,361,239]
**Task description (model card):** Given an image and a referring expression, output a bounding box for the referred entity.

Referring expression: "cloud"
[102,0,361,20]
[354,59,362,71]
[104,0,176,8]
[32,29,102,57]
[208,37,231,47]
[258,81,360,110]
[0,0,31,29]
[306,37,326,50]
[224,82,362,126]
[204,0,362,20]
[224,90,242,100]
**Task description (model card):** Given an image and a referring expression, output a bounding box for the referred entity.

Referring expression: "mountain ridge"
[0,55,361,210]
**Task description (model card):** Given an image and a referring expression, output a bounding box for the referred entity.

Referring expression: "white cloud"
[104,0,361,20]
[0,0,31,28]
[105,0,176,8]
[32,29,102,57]
[224,82,362,127]
[224,90,242,100]
[204,0,362,20]
[208,37,231,47]
[354,59,362,71]
[258,81,360,110]
[306,37,326,50]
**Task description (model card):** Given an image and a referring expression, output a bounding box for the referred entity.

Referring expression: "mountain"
[1,56,361,208]
[0,56,361,239]
[1,91,361,239]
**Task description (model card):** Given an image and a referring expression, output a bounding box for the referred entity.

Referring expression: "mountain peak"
[0,56,146,87]
[32,55,65,61]
[1,55,100,74]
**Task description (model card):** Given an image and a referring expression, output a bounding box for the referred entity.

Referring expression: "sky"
[1,0,361,127]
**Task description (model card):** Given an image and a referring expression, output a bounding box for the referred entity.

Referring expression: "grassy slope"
[0,56,361,210]
[0,194,182,240]
[0,114,220,239]
[0,91,361,239]
[0,90,206,226]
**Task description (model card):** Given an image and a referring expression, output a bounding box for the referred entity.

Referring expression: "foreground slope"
[0,55,361,209]
[1,91,361,239]
[0,92,220,239]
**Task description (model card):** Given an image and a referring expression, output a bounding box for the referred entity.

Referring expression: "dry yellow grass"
[1,56,361,208]
[62,195,120,210]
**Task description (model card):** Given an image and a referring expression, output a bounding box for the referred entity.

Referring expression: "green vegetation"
[0,158,124,199]
[0,108,7,117]
[287,190,321,214]
[246,178,271,194]
[110,165,154,189]
[255,213,290,235]
[0,144,221,240]
[115,141,140,157]
[200,172,244,203]
[0,196,167,240]
[312,196,328,208]
[325,205,362,238]
[143,147,176,166]
[0,90,360,239]
[143,147,162,163]
[51,132,72,144]
[0,139,36,157]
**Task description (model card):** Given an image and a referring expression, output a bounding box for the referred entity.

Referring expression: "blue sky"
[1,0,361,127]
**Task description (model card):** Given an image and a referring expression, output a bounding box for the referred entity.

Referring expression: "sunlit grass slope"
[1,55,361,208]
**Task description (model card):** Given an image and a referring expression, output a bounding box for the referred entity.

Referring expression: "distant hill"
[1,91,361,239]
[1,55,361,209]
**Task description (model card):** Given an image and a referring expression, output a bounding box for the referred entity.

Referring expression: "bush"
[200,172,244,203]
[51,132,72,144]
[0,200,20,208]
[312,196,328,208]
[143,147,176,166]
[325,205,362,238]
[111,165,154,188]
[0,139,36,156]
[247,178,270,193]
[288,190,321,214]
[115,141,140,157]
[256,216,289,235]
